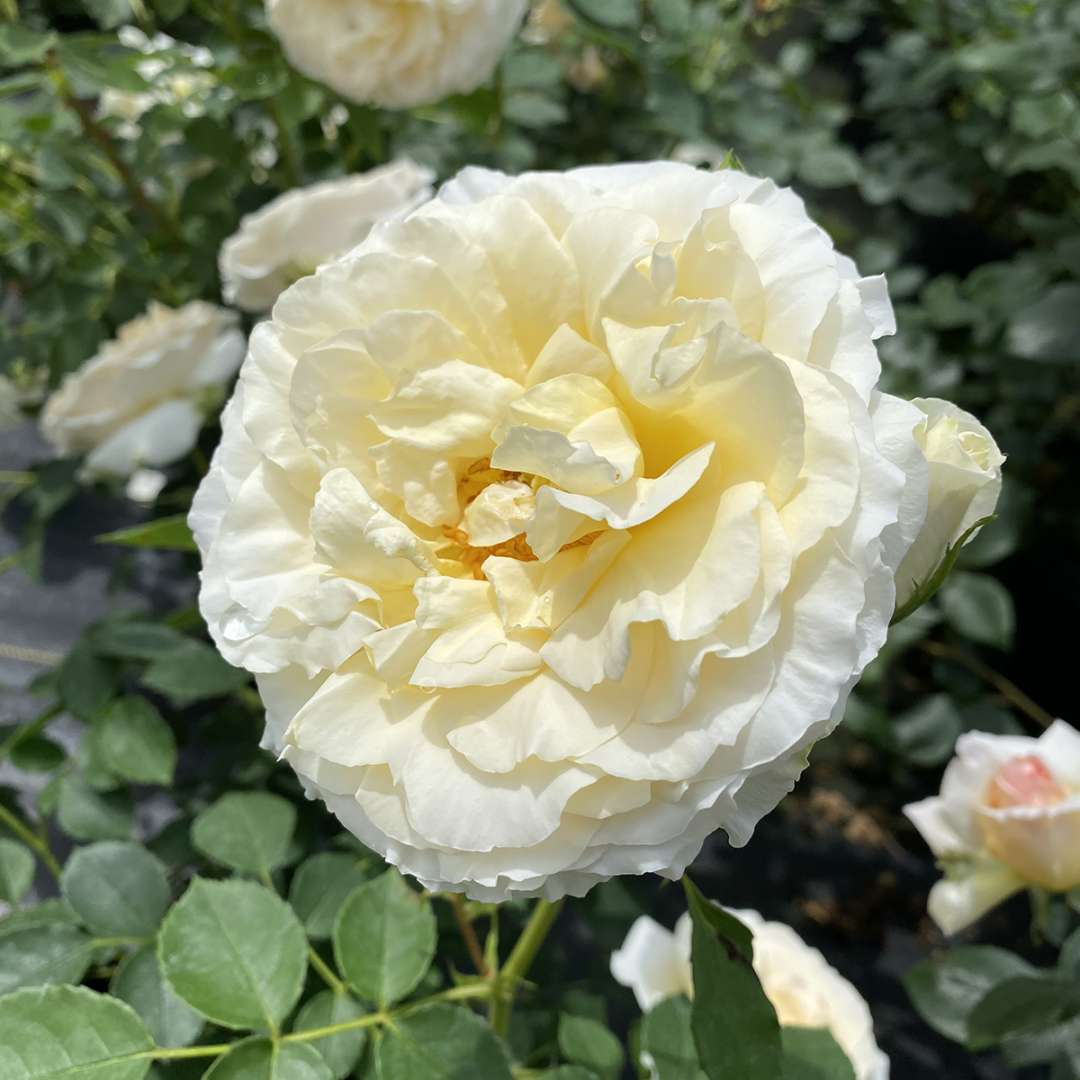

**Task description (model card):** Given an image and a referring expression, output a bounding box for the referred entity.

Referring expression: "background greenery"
[1,0,1078,1077]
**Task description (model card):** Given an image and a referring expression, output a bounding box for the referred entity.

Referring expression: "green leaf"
[57,641,115,722]
[111,944,204,1049]
[11,736,66,773]
[96,515,197,551]
[91,621,190,661]
[288,852,378,940]
[1060,928,1080,980]
[1006,284,1080,362]
[780,1028,856,1080]
[333,869,437,1008]
[0,985,154,1080]
[0,923,92,994]
[682,876,781,1080]
[158,878,307,1032]
[0,25,57,66]
[56,35,149,95]
[61,841,171,937]
[204,1037,333,1080]
[640,996,703,1080]
[892,694,962,767]
[191,791,297,877]
[558,1013,625,1078]
[0,837,35,903]
[967,974,1077,1051]
[891,516,995,626]
[569,0,640,29]
[57,774,133,842]
[903,946,1036,1044]
[940,572,1015,650]
[374,1003,513,1080]
[89,697,177,787]
[141,640,248,706]
[0,899,80,934]
[83,0,137,29]
[292,990,368,1079]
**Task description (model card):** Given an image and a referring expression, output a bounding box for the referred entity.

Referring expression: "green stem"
[0,701,62,763]
[490,899,563,1038]
[281,984,491,1046]
[144,1044,235,1061]
[307,946,346,995]
[446,893,489,975]
[91,935,153,950]
[266,96,303,187]
[0,801,62,881]
[920,639,1056,730]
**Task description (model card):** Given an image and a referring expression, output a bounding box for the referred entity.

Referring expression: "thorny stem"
[447,893,489,975]
[919,639,1056,730]
[490,898,564,1038]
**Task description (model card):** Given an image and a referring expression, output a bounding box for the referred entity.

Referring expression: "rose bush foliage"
[1,1,1079,1078]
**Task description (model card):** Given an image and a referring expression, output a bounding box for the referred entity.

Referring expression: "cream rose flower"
[42,302,244,482]
[266,0,527,110]
[190,160,967,901]
[904,720,1080,935]
[219,161,435,313]
[893,397,1003,608]
[611,908,889,1080]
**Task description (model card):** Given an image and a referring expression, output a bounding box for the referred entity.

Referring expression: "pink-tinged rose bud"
[906,722,1080,933]
[985,755,1067,810]
[976,753,1080,891]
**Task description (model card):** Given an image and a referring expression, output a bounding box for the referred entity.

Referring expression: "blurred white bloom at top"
[905,720,1080,935]
[190,161,998,902]
[611,908,889,1080]
[265,0,528,109]
[41,302,244,483]
[219,160,435,313]
[893,397,1004,606]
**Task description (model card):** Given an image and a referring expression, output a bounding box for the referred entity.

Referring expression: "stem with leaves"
[0,800,62,882]
[490,898,564,1037]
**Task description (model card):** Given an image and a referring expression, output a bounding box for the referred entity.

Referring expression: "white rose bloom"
[219,160,436,313]
[42,302,245,481]
[904,720,1080,935]
[893,397,1003,607]
[190,161,978,901]
[611,908,889,1080]
[265,0,527,109]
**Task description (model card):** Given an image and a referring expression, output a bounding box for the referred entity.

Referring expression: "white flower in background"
[219,160,435,313]
[265,0,528,109]
[191,160,998,901]
[41,302,244,483]
[904,720,1080,935]
[893,398,1003,606]
[611,908,889,1080]
[98,28,215,137]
